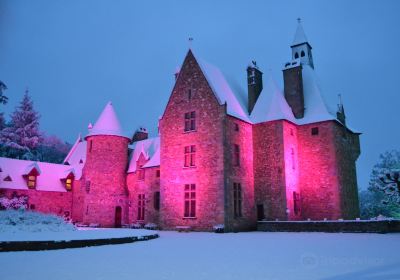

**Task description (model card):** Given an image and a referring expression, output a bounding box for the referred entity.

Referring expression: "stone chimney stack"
[131,127,148,143]
[247,61,263,114]
[283,62,305,119]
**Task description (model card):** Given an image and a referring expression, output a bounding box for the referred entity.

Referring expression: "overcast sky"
[1,0,399,189]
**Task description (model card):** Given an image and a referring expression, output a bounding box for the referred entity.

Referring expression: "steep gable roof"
[127,137,160,173]
[250,75,295,124]
[63,134,86,166]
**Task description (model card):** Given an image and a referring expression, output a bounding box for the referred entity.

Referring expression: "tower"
[291,18,314,69]
[81,102,130,227]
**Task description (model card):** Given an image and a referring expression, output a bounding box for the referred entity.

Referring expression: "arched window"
[294,52,299,59]
[301,50,305,57]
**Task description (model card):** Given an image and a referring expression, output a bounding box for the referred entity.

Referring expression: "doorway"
[257,204,265,221]
[115,206,122,228]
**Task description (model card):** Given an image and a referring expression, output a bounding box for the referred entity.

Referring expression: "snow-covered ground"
[0,231,399,280]
[0,210,156,241]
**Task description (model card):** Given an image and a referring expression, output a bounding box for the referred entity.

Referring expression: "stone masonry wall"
[81,135,130,227]
[127,155,160,226]
[224,116,256,231]
[253,121,287,220]
[159,50,226,231]
[297,121,342,220]
[0,188,73,218]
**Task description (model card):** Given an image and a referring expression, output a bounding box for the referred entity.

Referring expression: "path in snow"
[0,231,399,280]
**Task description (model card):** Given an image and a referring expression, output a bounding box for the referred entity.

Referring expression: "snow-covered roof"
[191,51,251,122]
[250,75,296,124]
[87,102,128,139]
[292,20,309,47]
[127,137,160,173]
[63,134,87,166]
[0,157,80,192]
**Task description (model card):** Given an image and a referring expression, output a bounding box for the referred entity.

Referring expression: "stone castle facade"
[0,22,360,231]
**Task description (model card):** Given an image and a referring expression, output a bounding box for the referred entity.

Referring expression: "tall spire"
[292,18,309,47]
[290,18,314,69]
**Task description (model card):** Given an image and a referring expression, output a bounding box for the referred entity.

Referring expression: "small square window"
[156,170,160,178]
[311,127,319,135]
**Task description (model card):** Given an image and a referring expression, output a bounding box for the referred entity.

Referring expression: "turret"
[81,102,130,227]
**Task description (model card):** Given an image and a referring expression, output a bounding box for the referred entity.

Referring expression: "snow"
[250,75,296,123]
[63,134,86,167]
[87,101,128,139]
[292,20,309,47]
[0,210,156,242]
[0,231,398,280]
[0,210,76,236]
[128,137,160,173]
[0,157,80,192]
[192,50,251,122]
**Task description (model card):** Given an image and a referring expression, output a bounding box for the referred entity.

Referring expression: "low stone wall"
[257,220,400,233]
[0,233,159,252]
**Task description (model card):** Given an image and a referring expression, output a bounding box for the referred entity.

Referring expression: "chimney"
[247,61,263,114]
[336,94,346,125]
[131,127,148,143]
[283,62,305,119]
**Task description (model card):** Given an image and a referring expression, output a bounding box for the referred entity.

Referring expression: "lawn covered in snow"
[0,210,156,241]
[0,231,399,280]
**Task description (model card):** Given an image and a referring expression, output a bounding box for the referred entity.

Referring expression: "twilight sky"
[0,0,399,189]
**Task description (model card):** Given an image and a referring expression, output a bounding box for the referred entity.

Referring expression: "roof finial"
[188,37,193,48]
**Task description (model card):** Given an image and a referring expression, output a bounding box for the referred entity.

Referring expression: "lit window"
[184,111,196,132]
[234,144,240,166]
[65,178,73,191]
[233,183,242,218]
[184,145,196,167]
[137,194,145,221]
[184,184,196,218]
[27,175,36,189]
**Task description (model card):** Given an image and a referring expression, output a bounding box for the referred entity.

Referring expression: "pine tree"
[1,91,41,159]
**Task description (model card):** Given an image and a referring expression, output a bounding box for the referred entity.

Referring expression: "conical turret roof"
[87,102,127,138]
[292,19,309,47]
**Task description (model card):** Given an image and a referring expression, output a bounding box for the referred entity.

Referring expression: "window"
[30,204,35,210]
[184,145,196,167]
[156,169,160,178]
[184,184,196,218]
[27,175,37,189]
[65,178,73,191]
[294,52,299,59]
[291,148,296,170]
[89,140,93,152]
[188,89,192,101]
[234,144,240,166]
[137,194,145,220]
[184,111,196,132]
[234,123,239,132]
[290,128,294,136]
[311,127,319,135]
[154,192,160,211]
[301,50,305,57]
[3,175,12,181]
[233,183,242,218]
[293,191,301,215]
[138,165,145,180]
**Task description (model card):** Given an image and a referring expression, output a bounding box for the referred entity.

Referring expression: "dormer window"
[27,175,37,189]
[4,175,12,181]
[61,172,75,191]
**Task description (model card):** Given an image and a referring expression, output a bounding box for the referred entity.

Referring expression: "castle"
[0,22,361,231]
